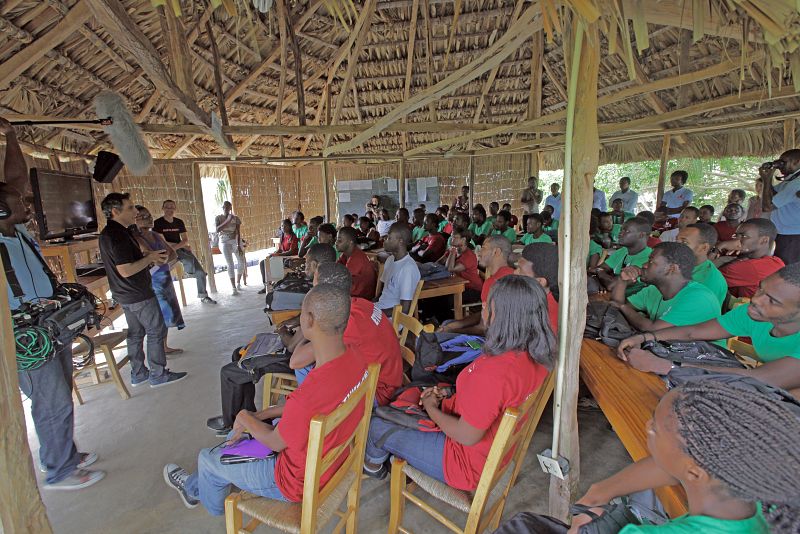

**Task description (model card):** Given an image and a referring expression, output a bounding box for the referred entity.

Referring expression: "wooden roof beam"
[401,0,420,152]
[88,0,235,156]
[0,0,91,89]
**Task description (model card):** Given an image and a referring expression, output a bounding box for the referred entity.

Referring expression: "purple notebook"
[220,439,273,458]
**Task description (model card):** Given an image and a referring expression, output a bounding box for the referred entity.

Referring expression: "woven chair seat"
[234,470,356,533]
[401,462,513,514]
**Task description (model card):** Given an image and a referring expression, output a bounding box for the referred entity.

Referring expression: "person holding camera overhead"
[0,118,104,490]
[99,193,188,391]
[761,150,800,265]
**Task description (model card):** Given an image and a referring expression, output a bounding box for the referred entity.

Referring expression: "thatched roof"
[2,0,800,167]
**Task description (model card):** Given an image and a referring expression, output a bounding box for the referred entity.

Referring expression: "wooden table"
[579,339,688,518]
[418,276,467,320]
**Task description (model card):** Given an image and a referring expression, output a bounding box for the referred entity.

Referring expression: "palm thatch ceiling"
[2,0,800,166]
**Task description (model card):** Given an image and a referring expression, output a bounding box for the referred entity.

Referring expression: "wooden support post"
[529,150,540,177]
[548,17,600,522]
[322,160,331,222]
[192,164,217,294]
[468,155,475,207]
[0,254,53,533]
[205,21,235,151]
[399,158,406,208]
[784,119,796,151]
[655,134,672,209]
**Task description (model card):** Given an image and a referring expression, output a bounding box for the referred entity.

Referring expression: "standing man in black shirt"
[153,199,216,304]
[99,193,188,388]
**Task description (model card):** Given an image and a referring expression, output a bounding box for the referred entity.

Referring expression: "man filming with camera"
[0,118,104,490]
[761,149,800,265]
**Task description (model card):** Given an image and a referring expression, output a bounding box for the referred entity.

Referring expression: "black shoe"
[362,461,389,480]
[200,296,217,304]
[206,416,231,436]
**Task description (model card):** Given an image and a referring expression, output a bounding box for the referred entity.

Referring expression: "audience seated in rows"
[376,223,421,315]
[410,213,446,262]
[592,217,653,296]
[519,213,553,245]
[674,223,728,308]
[659,206,698,242]
[335,227,377,300]
[437,228,483,302]
[714,202,745,242]
[714,218,785,299]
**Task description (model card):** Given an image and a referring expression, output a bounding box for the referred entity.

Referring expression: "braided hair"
[671,381,800,533]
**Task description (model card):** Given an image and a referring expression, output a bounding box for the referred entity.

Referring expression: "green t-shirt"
[520,232,553,245]
[604,246,652,274]
[411,226,429,243]
[620,505,768,534]
[718,304,800,362]
[490,227,517,243]
[293,224,308,240]
[692,260,727,308]
[306,235,318,248]
[485,216,496,228]
[468,220,493,237]
[627,281,721,326]
[611,223,621,242]
[438,219,449,232]
[587,240,603,266]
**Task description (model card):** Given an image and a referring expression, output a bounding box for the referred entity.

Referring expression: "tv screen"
[30,168,98,241]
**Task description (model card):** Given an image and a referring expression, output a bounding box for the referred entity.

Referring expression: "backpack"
[583,302,638,347]
[265,273,312,311]
[641,340,745,368]
[372,382,455,440]
[417,262,451,282]
[413,331,482,384]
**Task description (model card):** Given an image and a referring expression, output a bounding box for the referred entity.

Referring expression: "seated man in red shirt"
[287,262,403,406]
[715,218,785,298]
[363,275,555,484]
[714,202,745,243]
[438,235,514,335]
[335,226,377,300]
[439,228,482,303]
[164,283,368,513]
[410,213,447,262]
[515,242,559,335]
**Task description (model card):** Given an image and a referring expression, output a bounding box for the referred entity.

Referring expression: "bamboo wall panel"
[228,165,298,251]
[92,161,211,272]
[297,165,328,221]
[406,157,470,209]
[472,153,528,214]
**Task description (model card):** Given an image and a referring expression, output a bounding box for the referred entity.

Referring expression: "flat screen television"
[30,168,98,241]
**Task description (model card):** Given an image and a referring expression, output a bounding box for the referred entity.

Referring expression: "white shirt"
[592,189,607,211]
[376,219,393,237]
[610,189,639,213]
[376,254,421,310]
[545,194,562,220]
[659,228,679,242]
[661,187,694,219]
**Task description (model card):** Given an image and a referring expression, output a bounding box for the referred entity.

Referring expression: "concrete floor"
[25,266,632,534]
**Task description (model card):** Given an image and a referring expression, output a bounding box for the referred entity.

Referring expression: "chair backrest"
[300,362,380,532]
[465,371,556,533]
[374,260,385,299]
[392,305,434,346]
[261,372,299,409]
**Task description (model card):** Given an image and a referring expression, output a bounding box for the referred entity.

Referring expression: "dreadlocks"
[672,381,800,533]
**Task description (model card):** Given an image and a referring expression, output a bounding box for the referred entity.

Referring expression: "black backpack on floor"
[265,273,312,311]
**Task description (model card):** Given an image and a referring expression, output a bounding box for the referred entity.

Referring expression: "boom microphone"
[94,91,152,175]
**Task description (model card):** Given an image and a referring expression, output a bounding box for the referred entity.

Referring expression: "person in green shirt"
[570,380,797,534]
[292,210,308,240]
[593,212,617,249]
[436,205,450,232]
[317,223,339,259]
[447,212,473,247]
[411,207,428,244]
[673,222,728,308]
[468,204,493,245]
[297,215,324,258]
[616,263,800,395]
[611,242,721,332]
[519,213,553,245]
[592,217,652,295]
[490,209,517,243]
[485,201,499,228]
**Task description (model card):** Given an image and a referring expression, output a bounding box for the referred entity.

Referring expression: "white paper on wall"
[417,179,428,202]
[387,179,398,191]
[338,192,351,202]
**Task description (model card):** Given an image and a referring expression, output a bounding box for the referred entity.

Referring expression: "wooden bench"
[579,339,688,518]
[72,330,130,404]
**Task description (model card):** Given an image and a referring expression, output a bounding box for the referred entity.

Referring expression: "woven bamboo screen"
[297,165,328,221]
[471,154,529,214]
[228,165,299,251]
[92,161,211,273]
[406,158,470,209]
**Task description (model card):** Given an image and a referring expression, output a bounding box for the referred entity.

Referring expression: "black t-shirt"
[153,216,187,244]
[99,220,154,305]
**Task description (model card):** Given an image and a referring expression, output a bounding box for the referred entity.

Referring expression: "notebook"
[220,438,273,459]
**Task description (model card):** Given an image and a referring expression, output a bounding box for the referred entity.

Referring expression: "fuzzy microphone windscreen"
[94,91,152,175]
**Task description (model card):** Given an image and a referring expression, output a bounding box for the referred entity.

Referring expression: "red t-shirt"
[275,349,367,501]
[280,233,298,254]
[442,351,548,490]
[339,247,377,300]
[444,248,482,293]
[480,266,515,304]
[719,256,785,298]
[714,221,738,243]
[343,298,403,405]
[421,233,446,260]
[646,236,662,248]
[546,292,559,335]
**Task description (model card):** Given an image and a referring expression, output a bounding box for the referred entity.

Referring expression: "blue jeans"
[365,418,446,483]
[185,434,288,516]
[176,248,209,298]
[18,346,80,483]
[122,297,167,382]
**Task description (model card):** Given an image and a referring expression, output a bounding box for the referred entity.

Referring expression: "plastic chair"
[225,363,380,534]
[388,372,555,534]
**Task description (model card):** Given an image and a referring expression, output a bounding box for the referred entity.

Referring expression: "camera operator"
[0,118,104,490]
[761,149,800,265]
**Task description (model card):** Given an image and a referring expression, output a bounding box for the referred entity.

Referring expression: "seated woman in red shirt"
[259,219,298,293]
[363,275,555,488]
[439,228,482,303]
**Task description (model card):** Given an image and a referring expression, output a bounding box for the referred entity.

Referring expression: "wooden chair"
[391,305,434,347]
[225,363,380,534]
[171,262,187,307]
[388,372,556,534]
[728,337,761,369]
[261,372,300,409]
[72,330,130,404]
[374,260,385,299]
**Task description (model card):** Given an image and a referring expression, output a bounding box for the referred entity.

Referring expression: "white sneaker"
[232,288,240,296]
[44,468,105,490]
[237,283,243,290]
[40,451,98,473]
